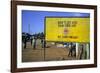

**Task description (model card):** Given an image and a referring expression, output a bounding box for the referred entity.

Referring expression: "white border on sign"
[17,5,94,68]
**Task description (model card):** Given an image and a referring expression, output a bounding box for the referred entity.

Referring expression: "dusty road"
[22,40,78,62]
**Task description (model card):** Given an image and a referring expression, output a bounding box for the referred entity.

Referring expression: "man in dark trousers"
[68,43,76,57]
[79,44,84,59]
[41,37,44,48]
[30,37,33,46]
[24,36,27,49]
[41,37,46,48]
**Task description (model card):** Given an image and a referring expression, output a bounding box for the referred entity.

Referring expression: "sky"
[22,10,90,35]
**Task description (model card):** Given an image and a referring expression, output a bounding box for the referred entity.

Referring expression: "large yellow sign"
[45,17,90,42]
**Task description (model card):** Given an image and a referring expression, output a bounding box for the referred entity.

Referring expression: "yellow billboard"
[45,17,90,42]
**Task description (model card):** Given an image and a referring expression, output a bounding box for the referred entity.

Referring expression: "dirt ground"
[22,40,79,62]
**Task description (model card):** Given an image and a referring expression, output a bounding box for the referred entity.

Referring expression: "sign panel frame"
[45,17,90,43]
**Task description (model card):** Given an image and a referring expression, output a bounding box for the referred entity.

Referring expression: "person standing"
[68,43,73,57]
[24,36,27,49]
[44,39,46,48]
[32,35,37,49]
[41,37,44,48]
[41,37,46,48]
[79,44,84,59]
[30,37,33,46]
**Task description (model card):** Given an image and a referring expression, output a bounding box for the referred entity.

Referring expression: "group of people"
[22,34,46,50]
[30,36,46,49]
[22,32,89,59]
[67,43,89,59]
[67,43,76,57]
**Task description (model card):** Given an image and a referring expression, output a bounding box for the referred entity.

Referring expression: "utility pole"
[28,24,30,34]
